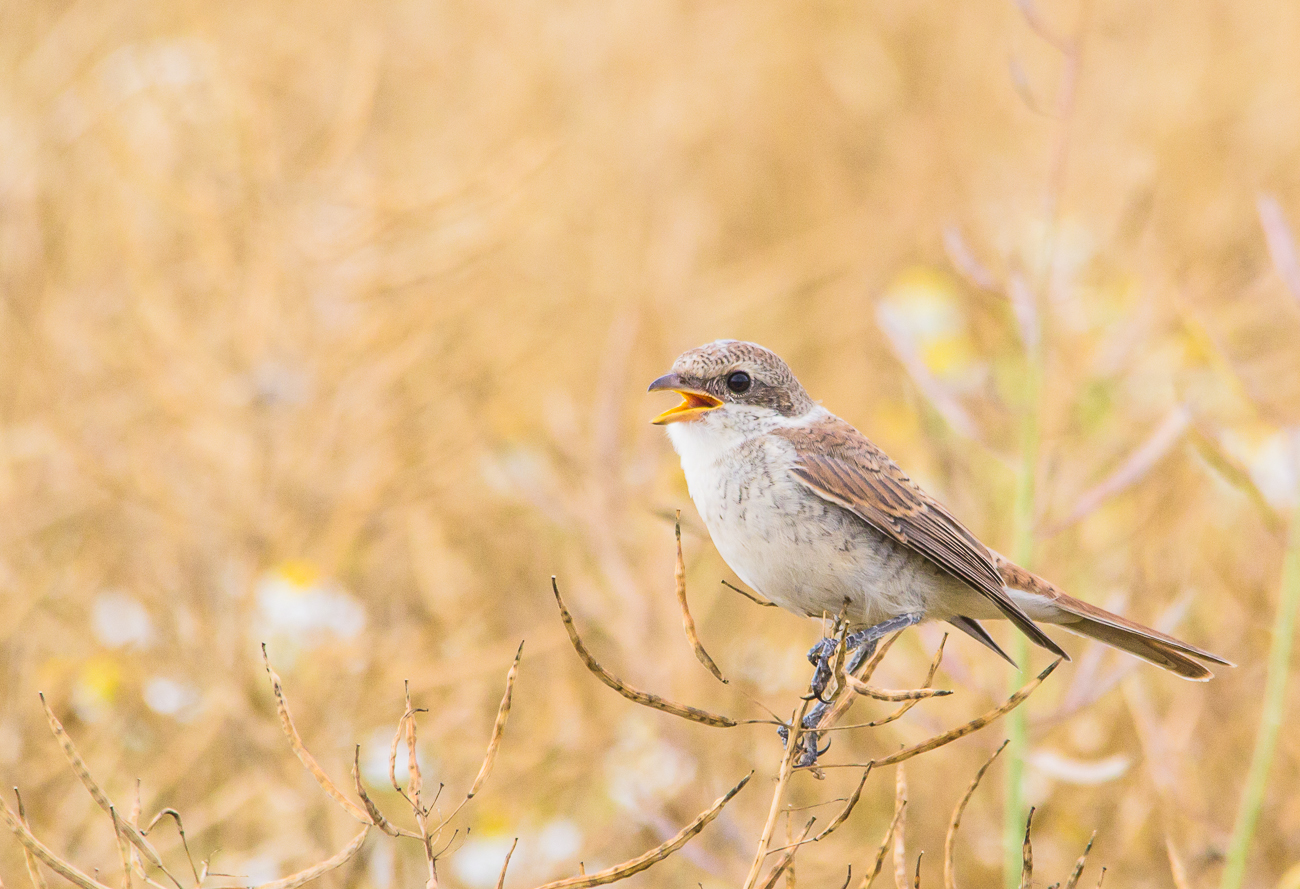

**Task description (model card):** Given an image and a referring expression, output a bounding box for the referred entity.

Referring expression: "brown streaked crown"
[669,340,815,417]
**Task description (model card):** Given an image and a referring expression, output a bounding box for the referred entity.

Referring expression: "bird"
[648,339,1231,692]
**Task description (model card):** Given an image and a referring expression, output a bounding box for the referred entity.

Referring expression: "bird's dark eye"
[726,371,751,394]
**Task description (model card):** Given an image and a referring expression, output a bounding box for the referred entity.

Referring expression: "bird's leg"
[840,612,925,676]
[788,612,925,768]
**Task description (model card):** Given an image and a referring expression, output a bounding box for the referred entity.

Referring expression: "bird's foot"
[783,613,926,766]
[804,637,839,703]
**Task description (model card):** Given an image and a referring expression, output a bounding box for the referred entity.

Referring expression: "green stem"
[1220,493,1300,889]
[1003,357,1041,889]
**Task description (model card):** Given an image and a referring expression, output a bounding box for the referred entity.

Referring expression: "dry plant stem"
[531,772,752,889]
[1061,833,1096,889]
[251,828,370,889]
[858,799,906,889]
[813,633,906,734]
[1,798,116,889]
[805,658,1060,771]
[551,577,737,727]
[945,740,1010,889]
[722,579,778,608]
[757,819,816,889]
[845,679,951,702]
[762,767,872,857]
[741,700,811,889]
[433,642,525,834]
[1019,808,1034,889]
[109,807,132,889]
[827,635,944,734]
[470,641,523,798]
[912,854,923,889]
[893,767,908,889]
[141,810,200,885]
[36,695,182,889]
[352,746,404,837]
[126,786,143,882]
[403,683,438,889]
[14,791,49,889]
[811,767,871,842]
[675,513,727,682]
[261,646,371,825]
[494,838,518,889]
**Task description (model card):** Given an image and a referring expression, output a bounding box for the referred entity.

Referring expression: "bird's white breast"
[665,409,935,624]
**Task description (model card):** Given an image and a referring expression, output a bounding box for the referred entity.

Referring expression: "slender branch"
[945,741,1010,889]
[531,772,752,889]
[674,513,727,682]
[261,647,372,824]
[551,577,737,728]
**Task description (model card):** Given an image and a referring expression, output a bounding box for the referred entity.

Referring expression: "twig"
[722,579,779,608]
[404,683,438,888]
[845,679,952,702]
[37,695,182,889]
[1061,833,1096,889]
[810,767,872,842]
[351,747,404,837]
[109,807,132,889]
[893,767,908,889]
[1,797,116,889]
[945,740,1010,889]
[854,635,947,730]
[674,514,727,683]
[250,828,369,889]
[261,647,371,824]
[531,772,752,889]
[804,658,1061,770]
[1019,808,1034,889]
[14,790,48,889]
[757,819,816,889]
[551,577,737,728]
[495,838,518,889]
[815,632,909,734]
[140,810,200,886]
[857,798,905,889]
[742,701,811,889]
[435,642,525,833]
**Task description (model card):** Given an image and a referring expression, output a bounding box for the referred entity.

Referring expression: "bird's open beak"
[647,373,723,425]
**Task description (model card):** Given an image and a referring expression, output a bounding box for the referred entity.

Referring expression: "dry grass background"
[3,0,1300,886]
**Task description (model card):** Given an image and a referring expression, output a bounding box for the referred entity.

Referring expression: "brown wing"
[775,417,1067,659]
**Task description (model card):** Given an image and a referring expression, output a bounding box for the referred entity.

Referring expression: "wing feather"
[776,418,1067,659]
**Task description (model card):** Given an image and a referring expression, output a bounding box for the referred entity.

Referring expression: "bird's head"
[648,341,815,438]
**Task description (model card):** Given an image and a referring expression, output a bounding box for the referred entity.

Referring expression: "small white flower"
[92,592,153,649]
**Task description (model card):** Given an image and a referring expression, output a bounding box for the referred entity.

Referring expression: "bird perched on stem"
[648,340,1229,745]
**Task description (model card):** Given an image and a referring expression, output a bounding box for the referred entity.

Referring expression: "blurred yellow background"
[3,0,1300,887]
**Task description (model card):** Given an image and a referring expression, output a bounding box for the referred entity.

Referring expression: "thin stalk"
[1220,495,1300,889]
[1003,353,1040,889]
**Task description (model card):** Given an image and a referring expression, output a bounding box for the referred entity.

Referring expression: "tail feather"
[947,616,1018,667]
[1054,609,1216,681]
[995,556,1232,682]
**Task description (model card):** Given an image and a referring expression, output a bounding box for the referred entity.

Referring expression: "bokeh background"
[3,0,1300,886]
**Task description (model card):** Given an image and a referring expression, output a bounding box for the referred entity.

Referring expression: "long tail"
[995,558,1233,681]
